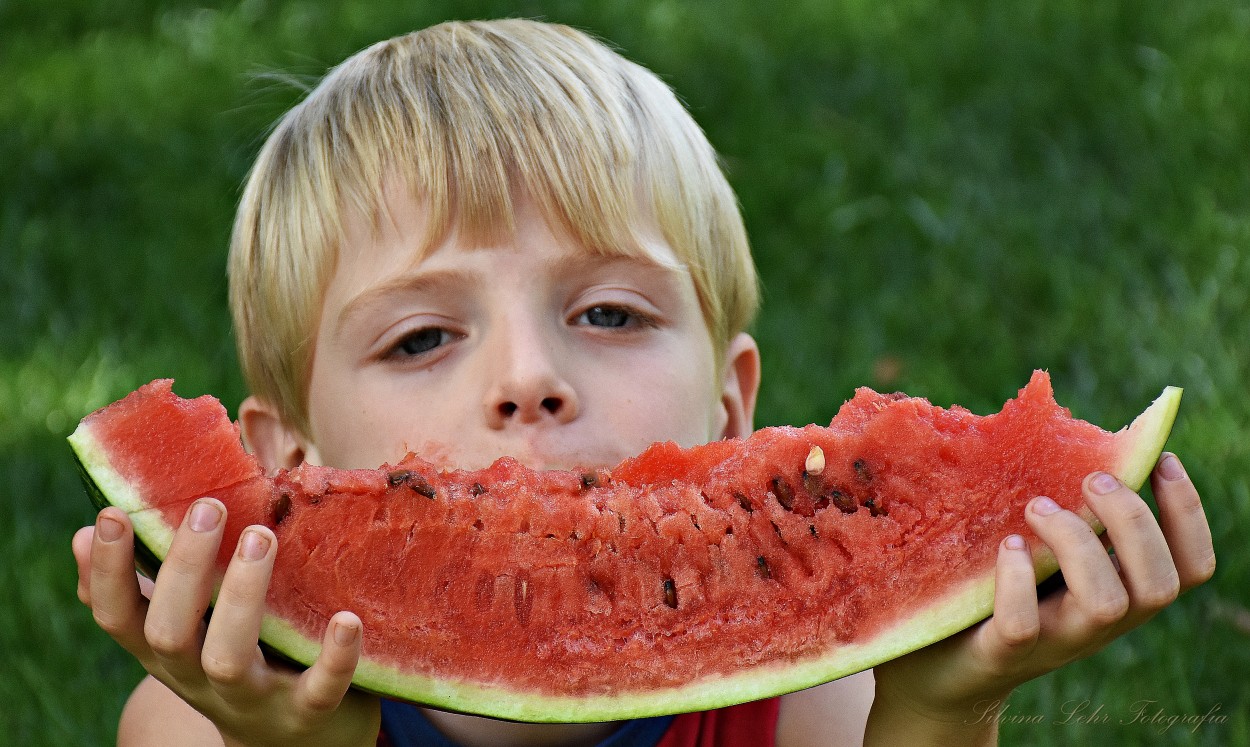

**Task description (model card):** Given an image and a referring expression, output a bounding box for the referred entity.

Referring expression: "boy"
[71,19,1214,746]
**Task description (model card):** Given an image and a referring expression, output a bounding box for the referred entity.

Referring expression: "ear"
[238,395,308,473]
[717,332,761,440]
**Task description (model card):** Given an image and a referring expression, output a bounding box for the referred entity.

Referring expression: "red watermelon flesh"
[68,371,1180,722]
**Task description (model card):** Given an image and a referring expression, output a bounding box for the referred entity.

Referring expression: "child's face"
[266,186,756,472]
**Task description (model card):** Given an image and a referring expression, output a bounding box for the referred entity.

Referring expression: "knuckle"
[319,646,358,678]
[212,586,256,617]
[1119,500,1154,528]
[1138,572,1181,611]
[1183,551,1217,588]
[998,614,1041,649]
[1054,513,1097,542]
[201,653,249,686]
[93,609,132,638]
[299,687,342,715]
[162,549,211,580]
[1179,490,1207,518]
[1084,592,1130,627]
[144,622,196,659]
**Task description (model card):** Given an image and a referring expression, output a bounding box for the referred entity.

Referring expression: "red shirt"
[377,697,780,747]
[658,698,780,747]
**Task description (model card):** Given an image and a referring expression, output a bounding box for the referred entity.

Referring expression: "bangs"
[323,21,683,267]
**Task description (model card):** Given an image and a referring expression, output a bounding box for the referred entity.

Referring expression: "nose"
[482,327,580,429]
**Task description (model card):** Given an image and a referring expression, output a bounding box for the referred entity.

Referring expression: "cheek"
[306,365,422,468]
[597,348,720,447]
[313,398,434,468]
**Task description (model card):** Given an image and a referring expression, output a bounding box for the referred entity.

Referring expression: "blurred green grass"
[2,1,1247,743]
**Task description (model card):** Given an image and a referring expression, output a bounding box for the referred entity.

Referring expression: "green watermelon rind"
[68,385,1181,723]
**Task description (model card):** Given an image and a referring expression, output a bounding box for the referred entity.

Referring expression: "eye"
[389,327,454,358]
[581,305,633,328]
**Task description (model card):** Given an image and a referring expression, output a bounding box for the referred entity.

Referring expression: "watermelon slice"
[68,371,1180,722]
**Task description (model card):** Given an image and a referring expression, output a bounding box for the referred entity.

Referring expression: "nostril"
[493,397,566,421]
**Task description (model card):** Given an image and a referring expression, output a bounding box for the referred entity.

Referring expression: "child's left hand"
[869,452,1215,733]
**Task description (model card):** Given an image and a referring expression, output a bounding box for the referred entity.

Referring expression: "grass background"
[2,0,1247,743]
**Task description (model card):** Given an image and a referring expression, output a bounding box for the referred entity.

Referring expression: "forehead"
[338,176,684,273]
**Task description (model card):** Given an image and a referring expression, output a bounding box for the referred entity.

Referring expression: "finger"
[1026,496,1129,640]
[88,508,152,656]
[145,498,226,681]
[295,611,363,716]
[202,526,276,695]
[73,525,96,605]
[976,534,1041,668]
[77,522,157,604]
[1082,472,1179,614]
[1151,454,1216,591]
[137,570,157,599]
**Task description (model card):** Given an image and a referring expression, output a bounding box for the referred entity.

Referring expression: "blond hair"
[229,19,758,434]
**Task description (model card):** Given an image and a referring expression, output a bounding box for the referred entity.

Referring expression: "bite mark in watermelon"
[68,371,1180,722]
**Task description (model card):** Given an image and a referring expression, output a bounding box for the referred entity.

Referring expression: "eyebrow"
[334,268,475,338]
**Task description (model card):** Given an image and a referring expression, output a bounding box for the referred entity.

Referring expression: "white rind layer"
[1112,386,1183,491]
[68,424,181,559]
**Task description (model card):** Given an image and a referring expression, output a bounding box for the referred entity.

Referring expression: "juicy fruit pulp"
[69,372,1180,722]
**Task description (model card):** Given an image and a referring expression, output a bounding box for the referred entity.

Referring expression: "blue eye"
[583,305,631,328]
[394,328,451,356]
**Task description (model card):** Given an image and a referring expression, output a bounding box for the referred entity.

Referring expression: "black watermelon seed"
[830,489,857,514]
[756,556,772,579]
[853,459,873,482]
[470,482,487,497]
[663,578,678,608]
[735,492,753,512]
[580,473,599,489]
[270,491,292,525]
[771,477,795,511]
[387,470,414,488]
[408,477,437,499]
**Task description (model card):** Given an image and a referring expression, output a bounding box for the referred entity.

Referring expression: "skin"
[72,189,1216,747]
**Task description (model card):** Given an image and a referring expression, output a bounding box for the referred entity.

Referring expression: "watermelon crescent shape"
[68,371,1180,722]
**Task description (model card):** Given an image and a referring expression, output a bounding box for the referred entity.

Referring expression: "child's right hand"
[72,500,381,747]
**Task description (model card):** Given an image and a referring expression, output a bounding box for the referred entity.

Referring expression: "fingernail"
[1032,496,1061,516]
[189,500,222,532]
[1090,471,1120,495]
[1159,453,1186,481]
[334,620,358,646]
[97,515,123,543]
[1003,534,1026,551]
[239,529,270,560]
